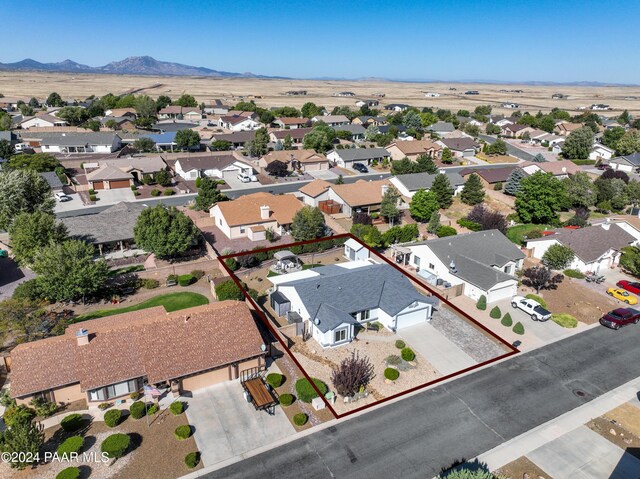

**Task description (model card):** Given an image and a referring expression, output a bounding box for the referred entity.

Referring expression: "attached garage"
[108,179,131,189]
[395,305,430,329]
[486,282,518,303]
[92,181,104,190]
[181,366,230,392]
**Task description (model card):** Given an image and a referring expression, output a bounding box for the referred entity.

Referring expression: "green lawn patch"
[551,313,578,328]
[75,292,209,321]
[107,264,145,277]
[506,224,549,245]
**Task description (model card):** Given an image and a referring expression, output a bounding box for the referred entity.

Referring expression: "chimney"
[260,205,270,220]
[561,166,567,173]
[601,219,611,230]
[381,184,389,196]
[76,328,90,346]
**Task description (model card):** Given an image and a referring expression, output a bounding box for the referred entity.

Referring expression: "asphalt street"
[204,324,640,479]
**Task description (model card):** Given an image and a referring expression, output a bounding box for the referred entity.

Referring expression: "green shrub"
[394,340,406,349]
[224,257,239,271]
[57,436,84,456]
[175,425,192,440]
[525,293,547,309]
[170,401,184,416]
[98,402,112,410]
[163,189,175,196]
[89,194,97,201]
[279,394,295,406]
[101,433,131,459]
[185,451,200,469]
[266,373,285,389]
[104,409,122,428]
[195,177,202,188]
[191,270,205,280]
[295,378,328,403]
[501,312,513,326]
[140,278,159,289]
[60,413,84,432]
[150,189,161,196]
[513,322,525,335]
[214,279,244,301]
[436,225,457,237]
[131,185,137,191]
[456,218,482,231]
[147,404,159,415]
[293,413,308,426]
[563,269,585,279]
[178,274,194,286]
[489,306,501,319]
[400,347,415,361]
[88,189,95,195]
[384,368,400,380]
[494,181,503,191]
[56,467,80,479]
[476,295,487,310]
[130,391,141,401]
[129,401,146,419]
[552,313,578,328]
[30,396,58,417]
[3,405,36,428]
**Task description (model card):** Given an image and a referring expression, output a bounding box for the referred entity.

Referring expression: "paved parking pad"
[184,381,295,467]
[527,425,640,479]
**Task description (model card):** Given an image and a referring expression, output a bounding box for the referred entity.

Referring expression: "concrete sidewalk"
[474,375,640,472]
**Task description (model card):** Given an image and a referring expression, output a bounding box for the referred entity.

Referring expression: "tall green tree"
[542,244,575,270]
[46,92,64,107]
[301,102,323,118]
[601,126,626,150]
[0,169,54,230]
[562,171,597,208]
[460,173,485,205]
[1,414,44,470]
[290,206,326,241]
[283,134,293,150]
[441,147,453,164]
[409,189,440,222]
[380,186,401,223]
[134,95,157,118]
[561,126,594,159]
[0,111,12,130]
[248,127,269,157]
[133,137,156,152]
[616,129,640,155]
[431,173,454,209]
[504,167,527,196]
[133,205,200,259]
[175,129,201,151]
[415,154,437,174]
[8,153,59,172]
[33,240,109,302]
[0,139,15,159]
[595,177,629,210]
[9,212,67,267]
[427,210,441,233]
[195,177,226,210]
[302,123,336,154]
[156,95,172,110]
[486,139,508,155]
[175,94,198,107]
[515,172,566,224]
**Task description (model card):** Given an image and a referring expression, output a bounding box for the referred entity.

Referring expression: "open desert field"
[1,71,640,114]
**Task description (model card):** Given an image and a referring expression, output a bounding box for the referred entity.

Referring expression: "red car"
[616,280,640,295]
[600,308,640,330]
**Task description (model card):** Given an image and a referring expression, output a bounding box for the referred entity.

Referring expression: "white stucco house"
[526,222,639,273]
[268,261,438,348]
[408,230,525,303]
[174,154,253,180]
[218,115,261,131]
[390,171,465,199]
[608,153,640,173]
[589,143,615,162]
[20,114,68,129]
[40,132,121,153]
[298,179,332,206]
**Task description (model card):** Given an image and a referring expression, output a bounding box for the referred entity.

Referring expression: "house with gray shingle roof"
[269,261,438,347]
[390,171,465,199]
[40,132,121,153]
[408,230,525,303]
[608,152,640,173]
[526,222,639,273]
[326,147,390,168]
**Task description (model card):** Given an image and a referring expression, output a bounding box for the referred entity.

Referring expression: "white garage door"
[613,163,633,173]
[395,307,429,329]
[487,283,517,303]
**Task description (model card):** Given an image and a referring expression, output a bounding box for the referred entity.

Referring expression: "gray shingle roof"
[333,124,366,135]
[280,263,437,331]
[314,304,358,333]
[331,147,390,161]
[428,121,455,132]
[527,223,636,263]
[39,171,63,189]
[611,152,640,167]
[41,132,120,147]
[393,172,465,192]
[61,202,145,245]
[411,230,525,291]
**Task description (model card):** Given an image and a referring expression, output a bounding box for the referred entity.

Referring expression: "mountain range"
[0,56,280,78]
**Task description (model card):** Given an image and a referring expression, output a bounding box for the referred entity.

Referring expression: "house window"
[414,256,421,267]
[429,263,435,270]
[350,310,371,321]
[334,329,347,343]
[504,265,511,274]
[240,226,246,234]
[219,218,222,226]
[88,379,139,402]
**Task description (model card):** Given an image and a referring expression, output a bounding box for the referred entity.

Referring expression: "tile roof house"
[500,123,534,138]
[10,301,266,405]
[259,149,329,172]
[326,147,390,168]
[61,202,145,255]
[269,127,312,145]
[608,152,640,173]
[459,166,517,185]
[174,153,254,180]
[273,117,311,129]
[554,121,583,136]
[269,261,438,348]
[390,171,466,199]
[520,160,581,178]
[210,130,256,148]
[386,140,443,161]
[327,179,393,216]
[408,230,526,303]
[41,132,122,154]
[158,106,201,120]
[351,116,387,127]
[526,222,639,273]
[437,137,480,157]
[298,179,333,206]
[210,192,304,241]
[83,156,167,189]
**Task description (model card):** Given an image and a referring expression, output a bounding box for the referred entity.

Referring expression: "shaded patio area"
[200,224,293,254]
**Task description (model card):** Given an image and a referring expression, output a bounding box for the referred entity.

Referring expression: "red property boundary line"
[218,233,520,419]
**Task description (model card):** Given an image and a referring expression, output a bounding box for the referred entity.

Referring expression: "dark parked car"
[352,163,368,173]
[600,308,640,330]
[596,163,610,170]
[616,280,640,295]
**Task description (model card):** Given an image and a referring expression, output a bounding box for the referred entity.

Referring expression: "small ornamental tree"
[427,210,441,234]
[513,322,525,335]
[2,416,44,469]
[460,173,485,205]
[466,204,508,234]
[542,244,575,270]
[133,205,200,259]
[501,313,513,326]
[380,185,401,223]
[476,295,487,310]
[489,306,501,319]
[441,147,453,164]
[330,351,375,397]
[522,266,564,293]
[214,279,244,301]
[291,206,326,241]
[265,160,289,177]
[410,189,440,222]
[195,177,226,211]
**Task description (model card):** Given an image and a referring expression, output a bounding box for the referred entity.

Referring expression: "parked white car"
[511,296,551,321]
[237,172,251,183]
[55,192,71,202]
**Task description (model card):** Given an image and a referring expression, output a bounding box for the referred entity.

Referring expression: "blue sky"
[4,0,639,83]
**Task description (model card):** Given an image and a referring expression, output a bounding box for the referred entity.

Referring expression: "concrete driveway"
[53,193,83,213]
[398,322,476,376]
[493,297,573,344]
[0,258,35,300]
[527,425,640,478]
[184,381,295,467]
[308,169,338,180]
[93,188,135,205]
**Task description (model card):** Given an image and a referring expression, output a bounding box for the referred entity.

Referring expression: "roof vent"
[184,316,190,323]
[449,260,457,274]
[76,328,90,346]
[314,318,320,325]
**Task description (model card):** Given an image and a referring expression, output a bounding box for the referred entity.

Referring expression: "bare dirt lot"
[2,72,640,114]
[495,456,553,479]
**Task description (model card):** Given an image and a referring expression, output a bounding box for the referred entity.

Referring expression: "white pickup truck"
[511,296,551,321]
